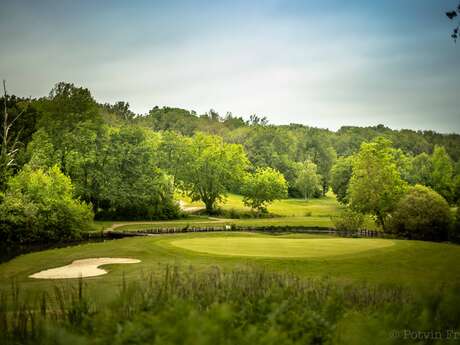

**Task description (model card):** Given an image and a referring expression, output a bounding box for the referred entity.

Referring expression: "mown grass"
[1,232,460,301]
[170,237,395,258]
[219,192,340,217]
[180,192,341,217]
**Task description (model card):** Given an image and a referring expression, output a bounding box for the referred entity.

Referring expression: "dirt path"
[178,200,205,213]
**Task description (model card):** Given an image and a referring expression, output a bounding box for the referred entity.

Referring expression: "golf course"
[2,230,460,295]
[2,22,460,342]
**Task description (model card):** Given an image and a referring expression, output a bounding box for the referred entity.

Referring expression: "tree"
[446,1,460,42]
[388,185,452,242]
[311,141,336,196]
[293,161,322,200]
[169,132,249,213]
[103,101,136,122]
[0,81,38,191]
[241,126,298,188]
[35,82,102,174]
[241,167,288,213]
[431,146,454,202]
[0,165,93,243]
[97,126,179,219]
[348,137,407,230]
[330,156,353,204]
[409,152,433,186]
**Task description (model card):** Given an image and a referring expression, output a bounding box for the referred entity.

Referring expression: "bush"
[388,185,452,241]
[332,208,365,232]
[0,165,94,244]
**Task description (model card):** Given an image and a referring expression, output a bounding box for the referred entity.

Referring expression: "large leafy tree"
[35,82,102,174]
[241,167,288,212]
[408,152,433,186]
[330,156,353,204]
[1,83,40,191]
[26,121,109,210]
[96,126,178,219]
[348,137,407,230]
[293,161,322,200]
[431,145,454,202]
[166,132,248,213]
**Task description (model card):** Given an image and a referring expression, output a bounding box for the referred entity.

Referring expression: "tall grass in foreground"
[1,266,459,345]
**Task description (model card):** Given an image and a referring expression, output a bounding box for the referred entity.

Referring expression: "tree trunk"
[204,198,215,214]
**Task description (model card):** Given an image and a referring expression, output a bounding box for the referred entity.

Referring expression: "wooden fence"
[105,226,385,239]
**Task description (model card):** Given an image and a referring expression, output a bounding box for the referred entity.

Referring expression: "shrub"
[0,165,94,244]
[388,185,452,241]
[332,208,364,232]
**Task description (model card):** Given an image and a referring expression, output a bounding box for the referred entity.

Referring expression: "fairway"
[170,237,395,258]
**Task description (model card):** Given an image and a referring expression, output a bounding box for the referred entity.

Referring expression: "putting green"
[170,236,395,258]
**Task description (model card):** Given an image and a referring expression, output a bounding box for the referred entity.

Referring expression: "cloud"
[0,0,459,132]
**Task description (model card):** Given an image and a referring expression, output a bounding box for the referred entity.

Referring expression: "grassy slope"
[1,232,459,304]
[104,193,379,231]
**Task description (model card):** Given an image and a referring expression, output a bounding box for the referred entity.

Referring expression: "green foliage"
[1,265,459,345]
[450,206,460,243]
[431,145,454,202]
[388,185,452,241]
[348,137,407,230]
[330,156,353,204]
[27,123,179,220]
[33,82,102,174]
[293,160,322,200]
[332,208,365,232]
[408,152,433,186]
[0,165,93,243]
[162,132,249,213]
[239,126,298,187]
[241,167,288,212]
[310,137,336,195]
[97,126,179,219]
[0,95,40,191]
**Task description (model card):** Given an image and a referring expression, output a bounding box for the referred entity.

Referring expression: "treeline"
[1,82,460,243]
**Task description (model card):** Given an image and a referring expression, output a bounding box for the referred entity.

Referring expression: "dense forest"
[1,82,460,243]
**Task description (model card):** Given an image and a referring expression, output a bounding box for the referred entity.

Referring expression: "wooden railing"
[105,226,386,238]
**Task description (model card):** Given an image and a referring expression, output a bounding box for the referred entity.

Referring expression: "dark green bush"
[388,185,452,241]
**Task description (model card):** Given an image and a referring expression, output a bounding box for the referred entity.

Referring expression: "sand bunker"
[29,257,141,279]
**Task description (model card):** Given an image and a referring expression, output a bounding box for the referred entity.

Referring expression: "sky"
[1,0,459,133]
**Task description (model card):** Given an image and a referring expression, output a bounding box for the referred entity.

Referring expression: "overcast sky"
[1,0,459,133]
